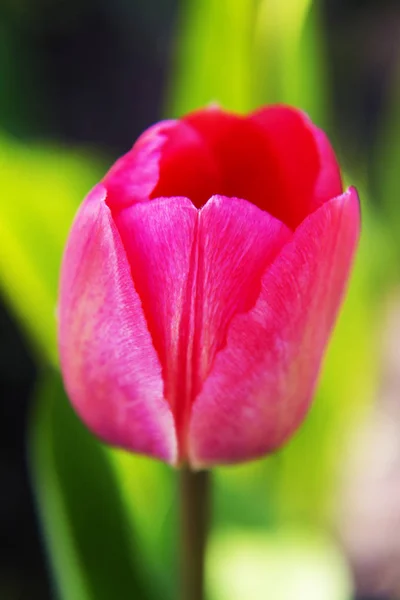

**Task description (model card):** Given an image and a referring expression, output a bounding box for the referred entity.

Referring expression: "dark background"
[1,0,399,598]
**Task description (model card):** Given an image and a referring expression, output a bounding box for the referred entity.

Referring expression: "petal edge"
[188,188,360,468]
[58,184,177,464]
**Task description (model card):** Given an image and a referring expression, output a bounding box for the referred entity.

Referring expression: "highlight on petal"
[188,188,360,468]
[58,184,177,464]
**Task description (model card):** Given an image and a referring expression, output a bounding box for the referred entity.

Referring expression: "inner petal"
[150,120,222,207]
[115,195,291,460]
[149,106,342,230]
[250,106,342,228]
[184,109,279,213]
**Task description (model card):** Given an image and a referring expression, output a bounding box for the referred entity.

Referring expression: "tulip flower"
[58,105,360,469]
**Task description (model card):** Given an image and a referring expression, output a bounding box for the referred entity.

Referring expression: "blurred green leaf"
[254,0,329,125]
[30,370,156,600]
[108,450,177,598]
[166,0,330,129]
[165,0,258,116]
[0,138,102,364]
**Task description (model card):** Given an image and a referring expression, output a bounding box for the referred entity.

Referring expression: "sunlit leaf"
[108,451,177,597]
[0,138,102,364]
[165,0,258,116]
[254,0,329,126]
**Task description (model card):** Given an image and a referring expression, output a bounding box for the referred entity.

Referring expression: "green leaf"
[254,0,329,125]
[107,450,178,599]
[165,0,258,116]
[166,0,329,128]
[0,138,103,365]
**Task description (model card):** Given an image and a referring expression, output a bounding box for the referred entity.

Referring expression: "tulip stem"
[179,466,210,600]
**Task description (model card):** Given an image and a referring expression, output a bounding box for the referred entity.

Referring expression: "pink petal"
[184,107,280,213]
[150,121,222,207]
[103,120,177,211]
[58,184,177,464]
[115,195,291,460]
[194,195,292,398]
[114,196,198,423]
[250,106,343,228]
[188,187,360,468]
[181,105,342,228]
[103,118,223,213]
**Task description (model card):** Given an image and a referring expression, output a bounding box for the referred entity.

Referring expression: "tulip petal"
[103,118,223,213]
[183,105,342,228]
[184,108,279,213]
[194,196,292,394]
[115,195,291,460]
[114,196,198,421]
[250,106,343,228]
[188,188,360,468]
[150,121,222,207]
[103,120,177,210]
[58,184,177,463]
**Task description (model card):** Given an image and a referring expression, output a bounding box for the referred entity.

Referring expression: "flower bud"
[58,105,360,468]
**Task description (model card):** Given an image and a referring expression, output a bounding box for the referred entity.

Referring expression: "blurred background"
[1,0,400,598]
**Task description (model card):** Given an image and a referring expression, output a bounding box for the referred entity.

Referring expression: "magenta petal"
[188,188,360,468]
[250,106,343,227]
[150,121,222,207]
[58,184,177,463]
[195,196,292,391]
[114,196,198,422]
[103,120,177,211]
[115,195,291,460]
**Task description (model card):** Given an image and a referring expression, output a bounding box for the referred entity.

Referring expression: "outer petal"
[195,196,292,393]
[114,195,291,460]
[58,184,177,463]
[188,187,360,468]
[114,197,198,419]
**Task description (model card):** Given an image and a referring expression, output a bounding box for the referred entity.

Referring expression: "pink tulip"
[58,105,360,468]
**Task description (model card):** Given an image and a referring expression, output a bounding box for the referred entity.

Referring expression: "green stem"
[179,467,210,600]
